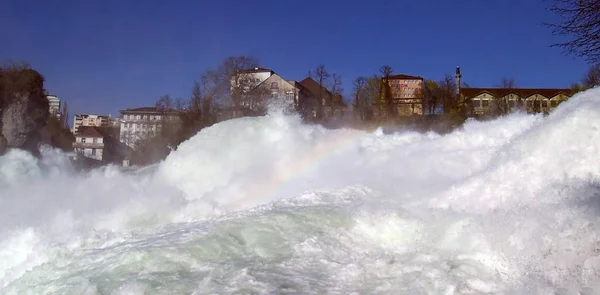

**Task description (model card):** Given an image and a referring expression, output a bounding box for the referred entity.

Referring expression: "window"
[91,149,96,156]
[482,100,489,107]
[270,82,278,89]
[81,137,86,143]
[472,99,480,107]
[286,92,295,102]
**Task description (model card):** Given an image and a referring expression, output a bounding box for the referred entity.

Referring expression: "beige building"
[375,74,424,117]
[72,114,114,134]
[461,88,573,115]
[72,126,107,162]
[456,67,574,116]
[72,126,125,164]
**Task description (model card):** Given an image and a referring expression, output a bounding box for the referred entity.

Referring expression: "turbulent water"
[1,89,600,295]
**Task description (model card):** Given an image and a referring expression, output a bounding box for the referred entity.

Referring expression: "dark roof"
[77,126,120,139]
[76,126,104,138]
[119,107,180,114]
[385,74,424,80]
[460,87,574,99]
[298,77,345,106]
[237,67,274,74]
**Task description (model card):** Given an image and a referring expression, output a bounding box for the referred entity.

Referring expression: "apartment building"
[46,94,61,118]
[72,114,114,134]
[119,107,179,148]
[375,74,424,117]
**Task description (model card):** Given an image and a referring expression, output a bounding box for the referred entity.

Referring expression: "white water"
[1,89,600,294]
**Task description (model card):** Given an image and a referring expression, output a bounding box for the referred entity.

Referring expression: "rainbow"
[232,127,372,207]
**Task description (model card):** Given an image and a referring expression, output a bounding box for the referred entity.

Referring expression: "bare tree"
[309,64,330,119]
[327,73,343,117]
[202,55,260,110]
[546,0,600,63]
[438,74,458,114]
[379,65,396,119]
[493,77,517,115]
[582,64,600,88]
[352,76,368,120]
[422,80,440,115]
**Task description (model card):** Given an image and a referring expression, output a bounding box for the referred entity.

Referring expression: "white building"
[119,107,179,148]
[72,126,106,161]
[46,94,61,118]
[72,114,114,134]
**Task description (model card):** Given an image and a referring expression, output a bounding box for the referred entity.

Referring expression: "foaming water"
[1,89,600,294]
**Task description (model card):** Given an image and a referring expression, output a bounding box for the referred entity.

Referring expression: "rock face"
[0,66,49,157]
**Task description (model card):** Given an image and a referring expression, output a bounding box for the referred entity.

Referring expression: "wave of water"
[1,89,600,294]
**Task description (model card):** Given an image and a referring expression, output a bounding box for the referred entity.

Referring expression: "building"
[461,88,573,115]
[231,67,275,93]
[46,94,61,118]
[456,67,574,116]
[72,114,114,134]
[245,73,301,111]
[119,107,180,148]
[298,77,348,119]
[375,74,424,117]
[72,126,125,163]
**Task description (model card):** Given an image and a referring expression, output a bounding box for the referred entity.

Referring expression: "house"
[245,73,301,111]
[375,74,424,117]
[119,107,180,148]
[72,114,114,134]
[230,67,275,93]
[460,88,573,115]
[456,67,574,116]
[298,77,348,120]
[72,126,125,164]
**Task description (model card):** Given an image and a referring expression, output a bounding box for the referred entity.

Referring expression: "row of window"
[472,99,561,108]
[390,79,420,85]
[123,122,160,129]
[123,114,162,121]
[393,93,418,98]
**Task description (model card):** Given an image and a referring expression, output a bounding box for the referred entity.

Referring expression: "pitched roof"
[460,87,574,99]
[252,73,296,91]
[385,74,424,80]
[76,126,104,138]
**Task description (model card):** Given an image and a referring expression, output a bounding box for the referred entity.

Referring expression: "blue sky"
[0,0,590,120]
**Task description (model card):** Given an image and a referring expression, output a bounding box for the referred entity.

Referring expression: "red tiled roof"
[460,87,574,99]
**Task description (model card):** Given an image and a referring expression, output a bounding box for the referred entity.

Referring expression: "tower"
[455,66,462,96]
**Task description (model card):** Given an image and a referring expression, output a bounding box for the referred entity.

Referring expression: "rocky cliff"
[0,66,49,157]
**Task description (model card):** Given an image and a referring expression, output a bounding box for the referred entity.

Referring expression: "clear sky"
[0,0,590,121]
